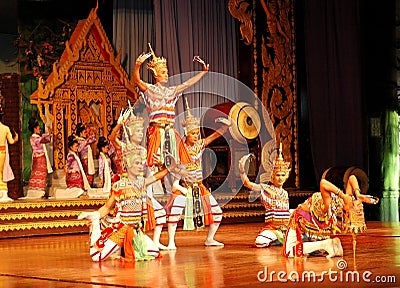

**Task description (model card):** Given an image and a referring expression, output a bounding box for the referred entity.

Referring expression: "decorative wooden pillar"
[0,73,22,199]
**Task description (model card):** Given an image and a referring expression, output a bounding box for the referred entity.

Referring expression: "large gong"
[201,101,261,143]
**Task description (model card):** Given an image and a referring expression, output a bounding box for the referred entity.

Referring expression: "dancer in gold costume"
[0,106,18,202]
[239,144,291,248]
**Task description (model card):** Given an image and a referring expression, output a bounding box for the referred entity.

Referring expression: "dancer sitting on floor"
[282,174,379,258]
[78,149,180,262]
[238,143,291,248]
[56,135,90,199]
[85,136,114,199]
[75,123,96,187]
[164,100,230,249]
[117,107,169,250]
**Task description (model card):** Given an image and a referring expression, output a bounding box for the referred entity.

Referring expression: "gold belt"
[33,153,45,158]
[181,181,202,188]
[150,122,171,129]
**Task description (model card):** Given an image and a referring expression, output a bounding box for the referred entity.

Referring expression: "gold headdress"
[272,143,291,178]
[120,106,146,168]
[181,99,200,135]
[147,43,167,75]
[124,112,144,136]
[122,145,146,168]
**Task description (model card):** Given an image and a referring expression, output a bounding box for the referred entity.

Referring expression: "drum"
[321,166,369,194]
[201,101,261,144]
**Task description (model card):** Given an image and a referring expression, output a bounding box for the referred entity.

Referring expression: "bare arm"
[320,179,352,213]
[97,194,116,218]
[133,52,151,92]
[6,127,18,144]
[238,155,261,192]
[204,125,229,147]
[175,71,208,94]
[144,166,170,186]
[109,123,122,150]
[175,56,209,94]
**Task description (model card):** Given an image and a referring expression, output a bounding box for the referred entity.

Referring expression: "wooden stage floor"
[0,221,399,288]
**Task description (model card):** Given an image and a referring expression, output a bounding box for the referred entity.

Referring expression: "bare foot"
[205,239,224,246]
[156,243,169,250]
[332,237,343,257]
[166,245,177,250]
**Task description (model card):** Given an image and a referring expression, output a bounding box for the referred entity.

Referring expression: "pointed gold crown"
[272,143,291,176]
[122,145,145,168]
[181,99,200,134]
[147,43,167,75]
[124,110,144,132]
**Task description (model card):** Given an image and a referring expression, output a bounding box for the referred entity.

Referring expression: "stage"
[0,221,399,287]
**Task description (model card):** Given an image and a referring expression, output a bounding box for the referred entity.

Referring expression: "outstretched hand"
[164,151,178,171]
[193,56,209,71]
[238,154,255,174]
[117,108,131,125]
[136,52,152,65]
[215,117,232,126]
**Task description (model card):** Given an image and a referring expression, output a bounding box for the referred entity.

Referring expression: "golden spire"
[147,43,167,75]
[181,99,200,134]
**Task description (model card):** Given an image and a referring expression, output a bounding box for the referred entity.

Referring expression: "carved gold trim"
[0,199,106,211]
[228,0,253,45]
[30,7,139,169]
[223,203,263,209]
[223,211,264,218]
[35,7,136,102]
[259,0,299,188]
[0,210,87,221]
[0,220,86,232]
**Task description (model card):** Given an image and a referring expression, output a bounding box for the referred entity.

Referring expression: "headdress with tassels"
[181,99,200,135]
[121,104,146,168]
[123,105,145,142]
[147,43,167,76]
[272,143,291,179]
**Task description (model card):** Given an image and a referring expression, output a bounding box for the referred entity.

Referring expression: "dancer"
[133,43,209,173]
[78,148,178,262]
[164,102,230,249]
[238,143,291,248]
[97,136,114,189]
[282,175,379,258]
[0,106,18,202]
[23,118,53,199]
[85,136,114,199]
[118,108,169,250]
[56,135,90,199]
[75,123,96,187]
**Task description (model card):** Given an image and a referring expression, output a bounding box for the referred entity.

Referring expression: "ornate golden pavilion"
[30,7,138,169]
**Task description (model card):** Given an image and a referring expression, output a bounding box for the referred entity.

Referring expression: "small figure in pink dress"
[23,118,53,199]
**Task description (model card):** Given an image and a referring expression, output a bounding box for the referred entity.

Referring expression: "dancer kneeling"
[283,174,378,258]
[238,144,291,248]
[78,149,178,262]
